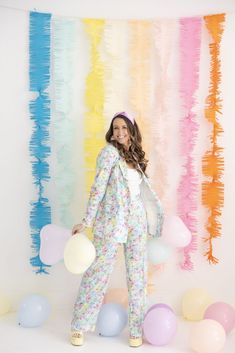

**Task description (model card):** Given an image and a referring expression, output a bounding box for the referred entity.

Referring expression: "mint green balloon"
[147,238,172,264]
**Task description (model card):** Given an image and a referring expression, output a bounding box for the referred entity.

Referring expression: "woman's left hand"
[71,223,85,235]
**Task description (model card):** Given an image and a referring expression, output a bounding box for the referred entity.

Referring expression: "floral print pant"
[71,195,148,338]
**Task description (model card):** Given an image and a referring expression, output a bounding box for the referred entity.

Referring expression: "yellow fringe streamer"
[202,14,225,264]
[83,19,106,239]
[129,20,152,157]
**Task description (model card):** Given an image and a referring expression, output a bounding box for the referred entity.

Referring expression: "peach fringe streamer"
[129,20,152,157]
[177,17,201,270]
[147,263,156,295]
[202,14,225,264]
[150,20,176,206]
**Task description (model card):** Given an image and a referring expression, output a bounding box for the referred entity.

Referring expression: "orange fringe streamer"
[202,14,225,264]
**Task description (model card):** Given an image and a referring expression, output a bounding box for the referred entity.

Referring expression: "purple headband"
[113,111,135,125]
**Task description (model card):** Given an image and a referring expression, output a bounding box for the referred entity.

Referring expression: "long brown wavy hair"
[105,114,148,174]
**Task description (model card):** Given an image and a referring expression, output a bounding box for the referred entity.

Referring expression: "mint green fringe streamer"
[52,18,77,227]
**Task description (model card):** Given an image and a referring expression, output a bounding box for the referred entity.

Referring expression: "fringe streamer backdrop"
[177,17,201,270]
[27,11,228,272]
[29,12,52,274]
[202,13,225,264]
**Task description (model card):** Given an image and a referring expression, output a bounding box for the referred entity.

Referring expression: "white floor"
[1,310,235,353]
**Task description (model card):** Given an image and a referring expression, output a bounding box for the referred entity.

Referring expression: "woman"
[70,112,164,347]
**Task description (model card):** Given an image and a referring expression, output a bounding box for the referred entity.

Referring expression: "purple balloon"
[146,303,174,315]
[204,302,235,334]
[143,307,177,346]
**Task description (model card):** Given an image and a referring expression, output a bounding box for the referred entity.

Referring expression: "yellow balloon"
[0,294,11,316]
[182,288,213,321]
[64,233,96,274]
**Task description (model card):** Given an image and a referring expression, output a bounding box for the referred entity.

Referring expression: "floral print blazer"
[82,144,164,243]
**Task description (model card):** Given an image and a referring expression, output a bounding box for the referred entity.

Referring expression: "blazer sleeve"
[81,145,119,228]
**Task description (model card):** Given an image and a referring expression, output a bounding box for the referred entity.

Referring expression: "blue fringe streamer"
[29,12,52,274]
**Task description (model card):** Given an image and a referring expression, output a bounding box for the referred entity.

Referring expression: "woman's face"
[112,118,130,148]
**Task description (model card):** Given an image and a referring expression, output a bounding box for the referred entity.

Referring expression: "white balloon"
[63,234,96,274]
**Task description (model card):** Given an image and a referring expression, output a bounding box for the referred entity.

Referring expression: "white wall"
[1,0,235,18]
[0,0,235,318]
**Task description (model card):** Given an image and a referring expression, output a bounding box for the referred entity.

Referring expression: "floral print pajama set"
[71,143,164,338]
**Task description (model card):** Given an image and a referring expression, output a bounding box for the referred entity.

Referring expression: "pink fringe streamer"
[177,17,202,270]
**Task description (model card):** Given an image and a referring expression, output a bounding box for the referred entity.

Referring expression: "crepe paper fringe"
[29,12,52,274]
[103,20,128,126]
[202,14,225,264]
[83,19,106,226]
[129,20,152,157]
[150,20,176,204]
[52,18,77,228]
[177,17,202,270]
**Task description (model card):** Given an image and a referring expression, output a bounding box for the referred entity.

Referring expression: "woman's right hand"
[71,223,85,236]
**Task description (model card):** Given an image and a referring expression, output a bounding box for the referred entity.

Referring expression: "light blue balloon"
[97,303,128,336]
[18,294,51,328]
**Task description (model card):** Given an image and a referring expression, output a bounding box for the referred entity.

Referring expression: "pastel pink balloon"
[162,215,192,247]
[39,224,71,265]
[143,307,177,346]
[204,302,235,334]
